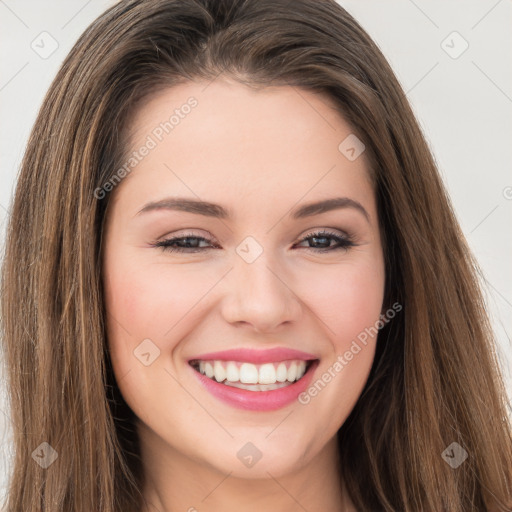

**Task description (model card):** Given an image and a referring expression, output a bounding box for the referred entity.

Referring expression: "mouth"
[189,359,314,391]
[187,349,319,411]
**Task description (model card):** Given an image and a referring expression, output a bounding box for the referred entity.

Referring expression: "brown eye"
[153,234,217,253]
[295,230,355,252]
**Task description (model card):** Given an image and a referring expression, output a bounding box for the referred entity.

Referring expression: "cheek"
[302,258,385,347]
[103,250,220,363]
[310,261,384,398]
[294,259,384,409]
[102,251,213,421]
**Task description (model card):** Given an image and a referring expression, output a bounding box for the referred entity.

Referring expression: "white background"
[0,0,511,500]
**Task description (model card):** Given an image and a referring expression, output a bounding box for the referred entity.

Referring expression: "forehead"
[110,79,375,220]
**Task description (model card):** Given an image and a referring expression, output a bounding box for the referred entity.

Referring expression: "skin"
[102,78,385,512]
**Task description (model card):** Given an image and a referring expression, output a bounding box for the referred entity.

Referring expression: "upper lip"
[188,347,319,364]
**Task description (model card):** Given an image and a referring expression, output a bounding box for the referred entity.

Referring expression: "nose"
[220,248,302,333]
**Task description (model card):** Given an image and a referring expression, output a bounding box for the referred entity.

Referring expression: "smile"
[190,359,310,390]
[188,348,319,411]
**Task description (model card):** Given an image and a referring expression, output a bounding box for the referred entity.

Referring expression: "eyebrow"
[135,196,370,222]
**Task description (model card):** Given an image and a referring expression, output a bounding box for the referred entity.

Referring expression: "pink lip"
[188,347,318,364]
[189,359,320,411]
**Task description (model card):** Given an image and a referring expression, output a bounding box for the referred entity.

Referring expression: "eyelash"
[152,229,355,254]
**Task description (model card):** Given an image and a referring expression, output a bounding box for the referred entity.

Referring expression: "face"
[102,78,385,481]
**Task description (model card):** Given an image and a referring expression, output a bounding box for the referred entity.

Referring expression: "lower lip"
[191,361,319,411]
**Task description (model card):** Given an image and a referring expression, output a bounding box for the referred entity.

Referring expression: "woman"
[1,0,511,510]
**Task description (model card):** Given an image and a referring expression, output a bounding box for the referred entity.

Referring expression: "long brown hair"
[1,0,511,510]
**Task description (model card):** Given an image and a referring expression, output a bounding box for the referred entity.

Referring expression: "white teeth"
[287,362,297,382]
[276,363,288,382]
[296,361,306,380]
[258,363,276,384]
[204,362,214,379]
[225,362,239,382]
[213,361,226,382]
[194,359,312,387]
[224,381,291,392]
[239,363,259,384]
